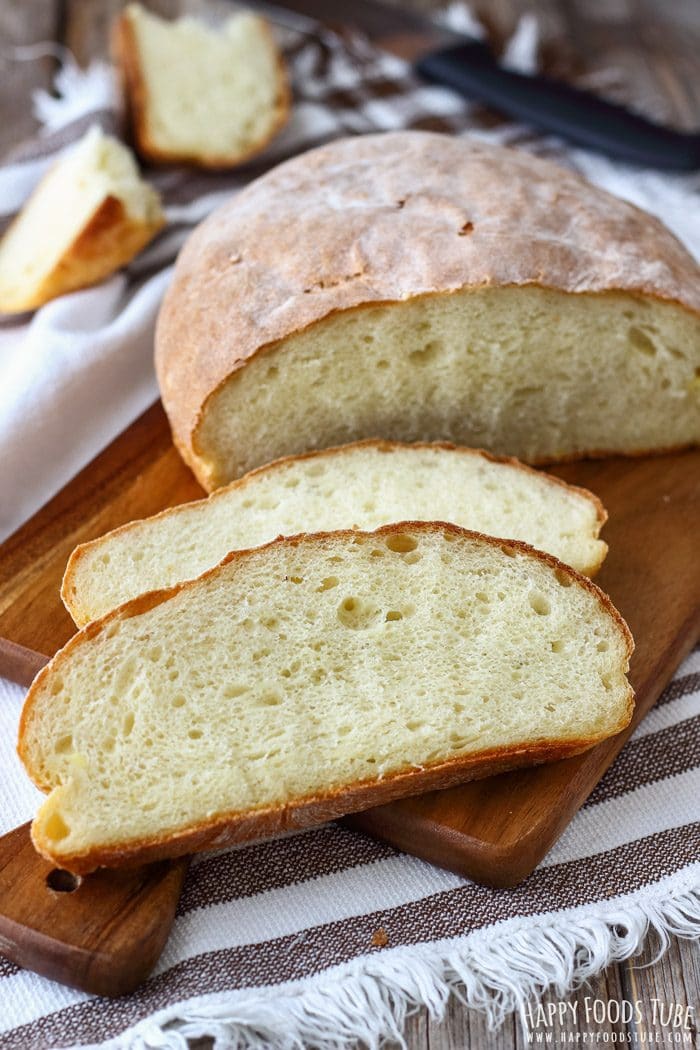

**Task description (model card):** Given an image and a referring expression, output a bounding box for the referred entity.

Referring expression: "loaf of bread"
[0,127,164,314]
[21,522,633,874]
[113,4,290,168]
[62,440,607,627]
[155,131,700,491]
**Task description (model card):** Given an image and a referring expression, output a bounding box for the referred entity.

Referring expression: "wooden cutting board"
[0,402,698,994]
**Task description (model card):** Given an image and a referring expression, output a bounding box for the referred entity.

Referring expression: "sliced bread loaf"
[21,522,633,874]
[155,131,700,490]
[62,441,607,627]
[0,126,164,313]
[113,4,290,168]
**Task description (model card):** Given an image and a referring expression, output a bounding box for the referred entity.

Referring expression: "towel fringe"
[88,874,700,1050]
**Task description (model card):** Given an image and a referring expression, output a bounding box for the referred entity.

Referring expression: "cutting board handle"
[0,637,189,996]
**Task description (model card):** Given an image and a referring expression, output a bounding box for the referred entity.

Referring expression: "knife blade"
[242,0,700,171]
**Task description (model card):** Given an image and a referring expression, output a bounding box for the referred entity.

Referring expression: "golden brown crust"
[60,438,608,626]
[0,193,164,314]
[30,735,611,875]
[22,520,634,797]
[154,131,700,472]
[112,9,291,170]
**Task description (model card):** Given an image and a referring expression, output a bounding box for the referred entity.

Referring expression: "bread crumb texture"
[116,4,289,167]
[63,441,607,626]
[22,524,633,872]
[0,126,163,313]
[194,286,700,487]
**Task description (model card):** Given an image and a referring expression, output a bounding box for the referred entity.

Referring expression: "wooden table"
[0,1,698,1047]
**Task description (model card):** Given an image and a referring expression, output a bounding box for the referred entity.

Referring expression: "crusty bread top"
[155,130,700,459]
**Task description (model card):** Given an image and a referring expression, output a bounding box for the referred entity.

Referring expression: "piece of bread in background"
[62,440,608,627]
[0,126,164,314]
[22,522,633,874]
[113,4,290,169]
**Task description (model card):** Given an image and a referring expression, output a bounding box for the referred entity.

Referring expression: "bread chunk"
[0,126,164,313]
[113,4,290,168]
[154,132,700,488]
[62,440,608,627]
[21,522,633,874]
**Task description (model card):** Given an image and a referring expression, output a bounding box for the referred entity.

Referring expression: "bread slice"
[62,441,607,628]
[155,131,700,490]
[113,4,290,168]
[0,126,164,314]
[21,522,633,875]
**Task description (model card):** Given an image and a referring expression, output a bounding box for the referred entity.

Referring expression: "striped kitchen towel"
[0,10,698,1050]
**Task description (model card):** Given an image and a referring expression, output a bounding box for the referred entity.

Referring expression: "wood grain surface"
[0,821,190,997]
[1,0,699,1046]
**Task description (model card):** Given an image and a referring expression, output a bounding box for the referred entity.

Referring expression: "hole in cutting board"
[46,868,81,893]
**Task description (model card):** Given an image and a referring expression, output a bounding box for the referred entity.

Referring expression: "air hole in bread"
[529,592,551,615]
[385,610,403,622]
[54,735,73,755]
[555,569,573,588]
[337,596,381,630]
[628,326,657,356]
[551,640,564,653]
[317,576,339,592]
[597,640,609,652]
[255,692,281,707]
[188,728,203,739]
[385,534,418,553]
[122,712,135,736]
[409,340,441,365]
[223,685,248,700]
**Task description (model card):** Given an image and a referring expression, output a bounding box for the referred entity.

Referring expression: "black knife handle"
[417,44,700,171]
